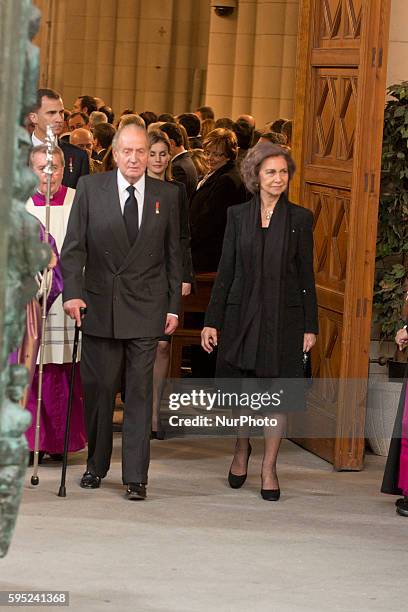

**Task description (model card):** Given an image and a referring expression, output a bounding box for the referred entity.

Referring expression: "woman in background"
[189,128,247,274]
[147,129,194,437]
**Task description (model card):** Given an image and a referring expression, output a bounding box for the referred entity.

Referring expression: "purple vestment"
[399,390,408,495]
[23,192,87,453]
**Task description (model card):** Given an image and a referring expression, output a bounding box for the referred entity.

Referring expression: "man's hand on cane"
[64,299,87,327]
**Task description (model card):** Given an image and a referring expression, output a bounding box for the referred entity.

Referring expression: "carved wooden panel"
[313,308,343,381]
[312,70,357,166]
[318,0,362,47]
[309,185,350,290]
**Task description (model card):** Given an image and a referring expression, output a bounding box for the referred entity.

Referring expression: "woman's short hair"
[241,142,296,194]
[203,128,238,161]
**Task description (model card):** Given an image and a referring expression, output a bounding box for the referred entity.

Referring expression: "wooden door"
[290,0,391,469]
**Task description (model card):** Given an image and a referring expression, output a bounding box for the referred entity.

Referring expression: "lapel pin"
[155,201,160,215]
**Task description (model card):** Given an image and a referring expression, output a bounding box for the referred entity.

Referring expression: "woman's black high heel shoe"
[260,470,281,501]
[228,443,252,489]
[260,487,281,501]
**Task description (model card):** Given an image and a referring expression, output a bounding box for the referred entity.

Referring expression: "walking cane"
[58,306,87,497]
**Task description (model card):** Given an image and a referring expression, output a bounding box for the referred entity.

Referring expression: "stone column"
[205,3,239,118]
[230,0,257,119]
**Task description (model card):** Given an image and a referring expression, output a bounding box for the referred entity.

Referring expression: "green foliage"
[374,82,408,340]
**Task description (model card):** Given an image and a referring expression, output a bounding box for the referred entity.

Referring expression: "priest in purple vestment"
[381,288,408,517]
[23,144,86,458]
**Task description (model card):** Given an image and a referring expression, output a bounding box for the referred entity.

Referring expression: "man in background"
[68,111,89,131]
[30,88,89,188]
[72,94,98,117]
[160,122,198,200]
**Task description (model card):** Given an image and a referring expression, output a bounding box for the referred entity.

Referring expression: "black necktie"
[123,185,139,245]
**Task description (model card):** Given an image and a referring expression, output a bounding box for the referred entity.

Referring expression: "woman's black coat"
[189,160,247,273]
[204,197,319,378]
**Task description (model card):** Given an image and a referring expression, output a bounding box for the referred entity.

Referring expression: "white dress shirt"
[32,132,45,146]
[116,169,145,228]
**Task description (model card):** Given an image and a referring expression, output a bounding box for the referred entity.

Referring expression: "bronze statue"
[0,1,51,557]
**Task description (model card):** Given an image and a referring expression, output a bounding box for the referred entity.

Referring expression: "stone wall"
[205,0,299,125]
[387,0,408,87]
[33,0,211,115]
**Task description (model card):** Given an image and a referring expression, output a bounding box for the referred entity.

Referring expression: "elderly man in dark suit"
[160,122,198,200]
[61,124,182,500]
[30,88,89,188]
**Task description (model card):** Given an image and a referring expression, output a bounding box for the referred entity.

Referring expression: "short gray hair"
[29,144,65,168]
[89,111,108,126]
[241,142,296,194]
[112,122,148,151]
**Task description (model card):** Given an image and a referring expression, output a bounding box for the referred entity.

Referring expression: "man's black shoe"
[80,471,101,489]
[396,497,408,517]
[126,483,146,500]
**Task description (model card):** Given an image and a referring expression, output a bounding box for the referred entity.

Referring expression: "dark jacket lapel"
[117,175,161,273]
[100,170,131,258]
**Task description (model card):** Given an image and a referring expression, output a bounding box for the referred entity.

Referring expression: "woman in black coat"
[189,128,248,273]
[202,143,318,501]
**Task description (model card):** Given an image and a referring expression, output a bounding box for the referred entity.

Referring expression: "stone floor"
[1,436,407,612]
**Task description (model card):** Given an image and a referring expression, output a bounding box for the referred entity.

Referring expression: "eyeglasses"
[204,149,226,160]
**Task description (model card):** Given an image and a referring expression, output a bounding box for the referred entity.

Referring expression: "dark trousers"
[80,334,158,484]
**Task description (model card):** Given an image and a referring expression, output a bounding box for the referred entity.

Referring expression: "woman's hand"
[303,333,316,352]
[395,327,408,351]
[201,327,218,353]
[182,282,191,296]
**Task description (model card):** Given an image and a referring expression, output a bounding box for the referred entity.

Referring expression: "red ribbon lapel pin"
[155,201,160,215]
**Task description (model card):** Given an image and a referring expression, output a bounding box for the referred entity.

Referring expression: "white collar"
[32,132,45,147]
[116,168,145,194]
[172,150,187,162]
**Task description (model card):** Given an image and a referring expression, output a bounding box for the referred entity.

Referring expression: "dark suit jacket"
[172,151,198,201]
[204,200,319,335]
[189,160,248,273]
[61,171,182,339]
[59,140,90,189]
[167,179,194,283]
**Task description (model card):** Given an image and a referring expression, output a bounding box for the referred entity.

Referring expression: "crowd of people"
[16,89,408,512]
